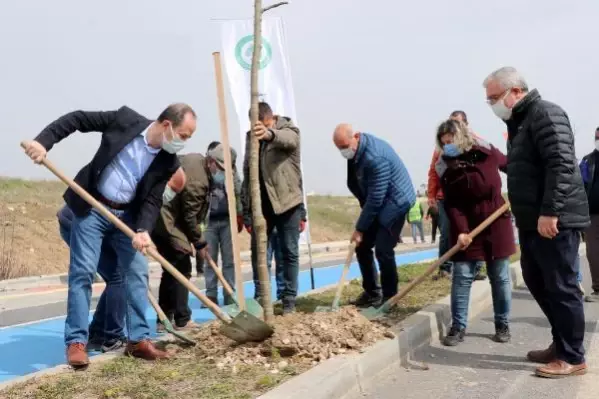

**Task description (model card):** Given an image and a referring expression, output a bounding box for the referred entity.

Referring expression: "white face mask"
[594,140,599,152]
[162,185,177,204]
[490,90,513,121]
[340,148,356,160]
[162,125,186,154]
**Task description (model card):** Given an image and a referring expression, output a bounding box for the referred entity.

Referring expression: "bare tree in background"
[249,0,288,324]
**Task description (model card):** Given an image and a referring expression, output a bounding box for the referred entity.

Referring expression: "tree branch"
[262,1,289,13]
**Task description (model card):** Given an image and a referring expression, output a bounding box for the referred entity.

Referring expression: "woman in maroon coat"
[435,119,515,347]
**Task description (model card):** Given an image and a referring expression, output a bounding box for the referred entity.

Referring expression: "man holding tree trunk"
[242,101,304,314]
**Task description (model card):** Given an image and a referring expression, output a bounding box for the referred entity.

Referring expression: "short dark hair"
[248,102,273,122]
[450,110,468,125]
[157,103,196,127]
[207,141,220,152]
[596,127,599,132]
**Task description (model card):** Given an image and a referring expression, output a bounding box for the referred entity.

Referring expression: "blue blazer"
[347,133,416,232]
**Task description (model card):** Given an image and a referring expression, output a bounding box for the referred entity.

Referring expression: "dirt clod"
[173,307,392,370]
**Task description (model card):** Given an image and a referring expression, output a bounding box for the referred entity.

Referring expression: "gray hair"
[483,67,529,92]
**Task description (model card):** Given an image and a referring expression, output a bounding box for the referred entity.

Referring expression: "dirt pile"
[165,307,394,372]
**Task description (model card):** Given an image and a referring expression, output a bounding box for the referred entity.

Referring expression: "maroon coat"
[438,144,515,262]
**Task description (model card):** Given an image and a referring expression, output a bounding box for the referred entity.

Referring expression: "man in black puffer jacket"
[483,67,590,379]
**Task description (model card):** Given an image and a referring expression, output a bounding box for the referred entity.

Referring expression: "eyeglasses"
[486,89,510,105]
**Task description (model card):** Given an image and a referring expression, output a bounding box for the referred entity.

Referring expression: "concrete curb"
[258,261,524,399]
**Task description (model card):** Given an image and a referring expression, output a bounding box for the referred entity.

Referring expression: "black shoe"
[493,324,511,343]
[350,292,383,308]
[474,272,487,281]
[443,326,466,346]
[585,291,599,303]
[282,298,296,315]
[87,337,104,352]
[102,338,127,353]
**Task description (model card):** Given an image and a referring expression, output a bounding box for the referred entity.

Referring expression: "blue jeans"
[451,258,512,330]
[65,209,150,345]
[267,228,285,300]
[437,200,452,272]
[204,218,235,301]
[59,222,126,343]
[251,206,301,300]
[410,221,425,243]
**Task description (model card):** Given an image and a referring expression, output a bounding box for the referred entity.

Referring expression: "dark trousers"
[431,215,439,242]
[437,200,452,272]
[154,237,192,327]
[356,215,406,299]
[251,205,301,301]
[585,214,599,292]
[519,229,585,365]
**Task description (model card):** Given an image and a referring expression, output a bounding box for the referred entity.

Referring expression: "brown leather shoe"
[536,360,587,378]
[527,343,556,363]
[126,340,170,361]
[66,342,90,369]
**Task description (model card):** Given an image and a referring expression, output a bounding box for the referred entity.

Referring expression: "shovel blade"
[359,306,383,320]
[161,319,197,346]
[219,311,274,343]
[220,299,264,319]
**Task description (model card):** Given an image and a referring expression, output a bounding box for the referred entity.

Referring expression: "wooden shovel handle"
[147,291,168,322]
[21,143,232,324]
[386,202,511,308]
[205,253,235,297]
[331,242,356,308]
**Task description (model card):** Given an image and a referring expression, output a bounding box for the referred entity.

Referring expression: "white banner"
[220,17,311,245]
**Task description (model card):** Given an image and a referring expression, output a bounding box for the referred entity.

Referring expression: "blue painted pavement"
[0,248,436,383]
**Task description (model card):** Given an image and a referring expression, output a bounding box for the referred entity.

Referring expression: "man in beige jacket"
[242,102,304,314]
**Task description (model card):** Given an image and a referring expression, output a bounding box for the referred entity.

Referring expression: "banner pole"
[212,51,246,310]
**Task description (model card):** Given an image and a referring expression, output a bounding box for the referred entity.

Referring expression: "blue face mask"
[212,170,225,184]
[443,143,462,158]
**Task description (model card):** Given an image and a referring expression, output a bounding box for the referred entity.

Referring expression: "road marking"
[0,283,106,300]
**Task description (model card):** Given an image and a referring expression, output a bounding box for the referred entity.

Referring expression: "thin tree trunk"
[249,0,273,324]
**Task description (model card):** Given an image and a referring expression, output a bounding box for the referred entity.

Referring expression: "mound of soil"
[164,307,394,371]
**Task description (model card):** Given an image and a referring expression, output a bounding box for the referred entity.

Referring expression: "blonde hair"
[436,119,476,153]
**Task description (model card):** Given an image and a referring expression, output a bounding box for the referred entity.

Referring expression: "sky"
[1,0,598,195]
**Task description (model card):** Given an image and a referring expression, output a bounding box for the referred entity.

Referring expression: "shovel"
[204,253,263,318]
[361,202,511,320]
[23,143,274,343]
[147,291,196,346]
[315,242,356,312]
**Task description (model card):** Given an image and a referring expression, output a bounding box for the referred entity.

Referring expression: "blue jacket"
[347,133,416,232]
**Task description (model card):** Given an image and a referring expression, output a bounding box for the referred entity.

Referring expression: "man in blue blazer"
[333,123,416,307]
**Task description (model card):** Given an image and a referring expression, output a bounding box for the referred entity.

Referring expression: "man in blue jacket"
[333,124,416,307]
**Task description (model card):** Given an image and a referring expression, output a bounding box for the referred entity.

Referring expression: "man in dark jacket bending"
[483,67,590,378]
[333,124,416,307]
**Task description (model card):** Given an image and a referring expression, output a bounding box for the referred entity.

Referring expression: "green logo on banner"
[235,35,272,71]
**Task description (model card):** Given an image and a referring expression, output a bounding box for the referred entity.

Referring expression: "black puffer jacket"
[505,89,589,231]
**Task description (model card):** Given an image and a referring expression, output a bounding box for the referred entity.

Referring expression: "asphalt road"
[345,255,599,399]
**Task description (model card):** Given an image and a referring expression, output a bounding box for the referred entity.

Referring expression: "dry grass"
[0,262,451,399]
[0,177,434,279]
